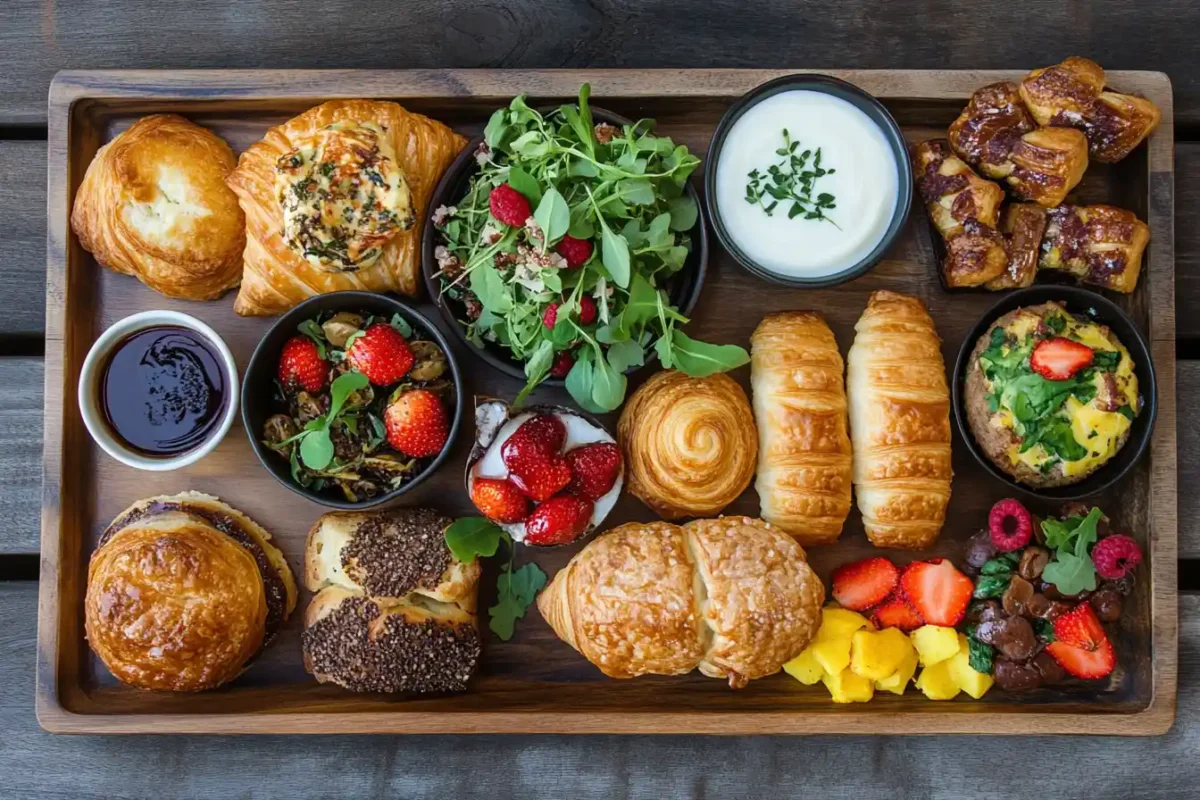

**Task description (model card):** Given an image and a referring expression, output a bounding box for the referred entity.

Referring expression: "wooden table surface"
[3,1,1199,797]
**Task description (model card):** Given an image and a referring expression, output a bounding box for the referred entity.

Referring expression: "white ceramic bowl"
[78,310,239,471]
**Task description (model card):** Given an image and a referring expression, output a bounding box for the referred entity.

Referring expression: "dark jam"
[100,326,228,457]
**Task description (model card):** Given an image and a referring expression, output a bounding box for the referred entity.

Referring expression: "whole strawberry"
[565,442,622,499]
[524,494,594,546]
[470,477,530,523]
[556,234,593,268]
[278,336,329,393]
[384,388,449,457]
[489,183,532,227]
[346,323,414,385]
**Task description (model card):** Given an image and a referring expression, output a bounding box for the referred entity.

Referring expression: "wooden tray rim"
[37,68,1178,736]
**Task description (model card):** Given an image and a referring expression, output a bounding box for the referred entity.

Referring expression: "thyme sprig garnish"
[744,128,840,228]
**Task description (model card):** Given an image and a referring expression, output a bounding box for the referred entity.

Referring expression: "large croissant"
[846,291,952,550]
[537,517,824,688]
[226,100,466,315]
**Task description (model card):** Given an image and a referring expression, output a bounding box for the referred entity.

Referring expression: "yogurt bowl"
[705,74,912,287]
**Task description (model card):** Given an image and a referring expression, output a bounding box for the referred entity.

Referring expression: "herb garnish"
[444,517,547,640]
[1040,507,1102,596]
[280,371,370,471]
[744,129,838,226]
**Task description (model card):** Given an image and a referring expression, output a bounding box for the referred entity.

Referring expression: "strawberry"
[489,183,532,227]
[577,296,598,325]
[470,477,530,523]
[1052,603,1107,650]
[899,558,974,627]
[1030,337,1094,380]
[346,323,414,385]
[831,557,899,611]
[542,302,559,330]
[1045,638,1116,680]
[871,593,925,632]
[565,442,622,500]
[277,335,329,393]
[383,389,449,457]
[524,494,594,546]
[502,414,571,501]
[549,350,575,379]
[556,234,593,268]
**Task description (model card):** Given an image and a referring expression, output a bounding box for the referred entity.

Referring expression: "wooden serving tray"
[39,69,1177,735]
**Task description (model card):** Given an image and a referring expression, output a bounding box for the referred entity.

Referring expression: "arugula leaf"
[470,262,514,314]
[601,224,631,288]
[483,107,509,149]
[667,195,698,231]
[299,432,335,472]
[1042,550,1097,596]
[606,339,645,372]
[389,312,413,338]
[591,347,628,411]
[507,165,542,206]
[565,348,606,414]
[533,187,570,245]
[443,517,506,563]
[1041,508,1102,595]
[617,179,656,205]
[294,371,370,471]
[297,319,328,359]
[667,330,750,377]
[489,562,548,641]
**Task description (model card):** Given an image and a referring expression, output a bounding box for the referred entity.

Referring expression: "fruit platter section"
[37,67,1175,734]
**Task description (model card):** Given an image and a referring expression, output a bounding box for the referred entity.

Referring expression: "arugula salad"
[432,84,748,412]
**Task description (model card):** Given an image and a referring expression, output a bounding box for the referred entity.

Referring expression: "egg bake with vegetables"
[963,301,1140,487]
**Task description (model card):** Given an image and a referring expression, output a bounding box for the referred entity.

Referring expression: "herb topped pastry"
[963,301,1141,487]
[227,100,466,315]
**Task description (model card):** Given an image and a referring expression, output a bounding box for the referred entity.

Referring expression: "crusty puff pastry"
[1039,204,1149,294]
[71,114,245,300]
[537,517,823,688]
[846,291,952,550]
[617,371,757,519]
[226,100,466,315]
[750,312,852,544]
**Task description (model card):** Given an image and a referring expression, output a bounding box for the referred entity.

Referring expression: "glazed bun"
[302,508,482,694]
[87,493,296,691]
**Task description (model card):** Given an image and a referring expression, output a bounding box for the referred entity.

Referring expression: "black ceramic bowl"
[704,74,912,288]
[242,291,464,509]
[952,285,1157,501]
[421,106,708,384]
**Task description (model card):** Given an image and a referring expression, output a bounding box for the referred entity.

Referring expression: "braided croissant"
[537,517,824,688]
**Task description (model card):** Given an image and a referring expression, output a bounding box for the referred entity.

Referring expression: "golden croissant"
[617,370,756,519]
[537,517,824,688]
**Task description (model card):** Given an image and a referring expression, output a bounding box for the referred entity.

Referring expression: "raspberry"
[577,296,597,325]
[989,498,1033,552]
[549,350,574,378]
[556,234,593,268]
[1091,534,1142,580]
[488,183,532,227]
[542,302,558,330]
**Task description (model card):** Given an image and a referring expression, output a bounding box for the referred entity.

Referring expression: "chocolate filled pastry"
[948,82,1089,208]
[846,291,952,550]
[86,492,296,691]
[986,203,1049,291]
[537,517,824,688]
[226,100,467,315]
[617,370,757,519]
[750,312,852,544]
[1020,57,1161,163]
[302,508,481,694]
[1038,204,1149,294]
[71,114,245,300]
[912,140,1008,288]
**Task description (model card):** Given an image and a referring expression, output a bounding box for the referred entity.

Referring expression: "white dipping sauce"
[714,90,899,278]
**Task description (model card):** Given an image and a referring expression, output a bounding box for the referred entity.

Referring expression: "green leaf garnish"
[292,371,370,471]
[443,517,547,641]
[744,130,839,228]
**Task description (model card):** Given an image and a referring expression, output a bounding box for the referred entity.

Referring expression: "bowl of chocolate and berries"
[961,497,1142,692]
[242,291,463,508]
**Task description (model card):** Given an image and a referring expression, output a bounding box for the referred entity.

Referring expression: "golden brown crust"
[617,371,757,519]
[1020,57,1161,163]
[847,291,952,550]
[1039,204,1149,294]
[536,517,823,688]
[750,312,852,544]
[70,114,244,300]
[985,204,1048,290]
[226,99,467,315]
[85,514,267,692]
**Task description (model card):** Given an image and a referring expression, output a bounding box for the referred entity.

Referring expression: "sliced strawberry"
[899,558,974,627]
[501,414,571,501]
[346,323,414,385]
[565,442,622,500]
[1030,337,1094,381]
[278,335,329,393]
[831,557,899,611]
[1046,638,1116,680]
[524,494,593,546]
[470,477,530,524]
[1052,603,1107,651]
[503,414,567,459]
[871,593,925,632]
[383,388,449,458]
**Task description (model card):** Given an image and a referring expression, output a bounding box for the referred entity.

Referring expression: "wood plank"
[0,358,42,556]
[0,141,47,337]
[2,0,1199,125]
[4,580,1200,797]
[1178,143,1200,339]
[1179,362,1200,558]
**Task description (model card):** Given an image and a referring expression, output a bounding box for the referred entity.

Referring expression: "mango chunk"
[915,659,961,701]
[810,635,853,676]
[910,625,961,667]
[822,667,875,704]
[875,647,919,696]
[850,627,913,680]
[817,607,873,641]
[948,634,995,699]
[783,646,825,685]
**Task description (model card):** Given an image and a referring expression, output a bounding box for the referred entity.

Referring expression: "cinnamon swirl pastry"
[617,370,757,519]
